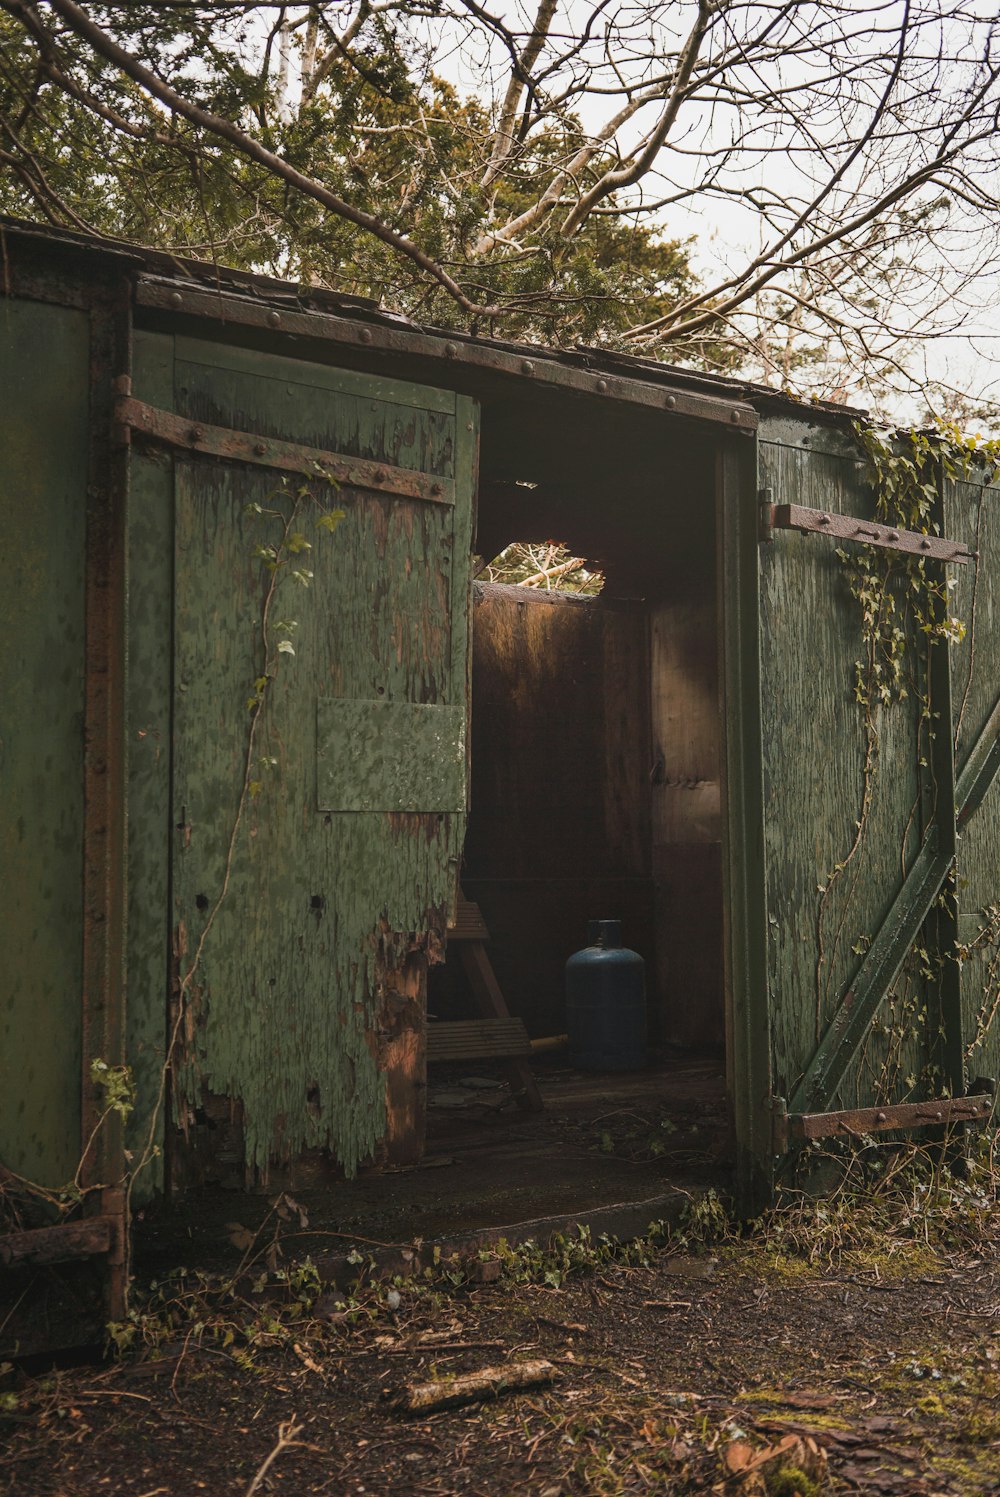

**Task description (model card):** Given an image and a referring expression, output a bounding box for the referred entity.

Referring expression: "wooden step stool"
[428,894,543,1112]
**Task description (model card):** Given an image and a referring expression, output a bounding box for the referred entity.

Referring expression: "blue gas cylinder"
[565,919,646,1071]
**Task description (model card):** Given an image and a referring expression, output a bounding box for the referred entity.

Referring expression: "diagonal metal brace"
[788,690,1000,1117]
[957,693,1000,827]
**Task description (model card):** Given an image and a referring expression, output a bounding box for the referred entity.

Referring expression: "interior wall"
[649,598,725,1048]
[433,388,726,1053]
[448,582,652,1039]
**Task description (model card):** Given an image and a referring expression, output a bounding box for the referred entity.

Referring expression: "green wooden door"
[128,336,476,1182]
[944,467,1000,1092]
[729,419,996,1207]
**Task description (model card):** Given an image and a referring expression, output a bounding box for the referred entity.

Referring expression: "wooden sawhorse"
[427,894,543,1112]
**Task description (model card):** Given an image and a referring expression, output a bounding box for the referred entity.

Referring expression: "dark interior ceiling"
[477,387,718,600]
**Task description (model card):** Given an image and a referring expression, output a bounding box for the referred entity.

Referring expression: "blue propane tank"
[565,919,646,1072]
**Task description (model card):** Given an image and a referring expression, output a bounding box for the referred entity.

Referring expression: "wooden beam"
[0,1216,115,1268]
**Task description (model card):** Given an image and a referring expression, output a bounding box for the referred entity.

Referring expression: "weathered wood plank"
[166,346,475,1176]
[427,1018,532,1061]
[454,942,544,1109]
[173,332,457,415]
[446,896,491,942]
[650,596,724,1048]
[0,299,89,1189]
[719,435,773,1213]
[0,1217,114,1269]
[945,470,1000,1085]
[125,328,176,1199]
[758,428,930,1116]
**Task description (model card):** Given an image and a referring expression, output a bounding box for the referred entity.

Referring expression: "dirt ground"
[134,1058,731,1277]
[3,1221,999,1496]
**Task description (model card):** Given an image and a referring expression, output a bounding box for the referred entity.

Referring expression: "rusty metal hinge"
[113,387,455,506]
[771,1087,995,1154]
[759,494,974,565]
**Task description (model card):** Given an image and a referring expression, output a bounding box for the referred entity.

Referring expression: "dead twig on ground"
[397,1359,559,1415]
[243,1417,306,1497]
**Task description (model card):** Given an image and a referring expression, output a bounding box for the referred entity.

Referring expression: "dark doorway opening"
[428,384,730,1195]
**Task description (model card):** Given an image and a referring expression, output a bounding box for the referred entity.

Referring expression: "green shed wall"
[0,299,90,1186]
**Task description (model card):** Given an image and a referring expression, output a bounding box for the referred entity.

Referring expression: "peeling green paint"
[157,343,475,1173]
[758,428,932,1108]
[946,470,1000,1083]
[125,329,176,1195]
[316,700,466,812]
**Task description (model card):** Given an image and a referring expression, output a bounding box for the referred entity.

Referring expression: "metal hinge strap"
[760,498,973,565]
[113,386,454,506]
[772,1091,995,1154]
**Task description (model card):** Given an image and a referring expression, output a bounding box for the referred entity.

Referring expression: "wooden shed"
[2,217,999,1350]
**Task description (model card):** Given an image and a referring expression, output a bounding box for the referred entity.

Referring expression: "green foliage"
[479,541,604,595]
[677,1189,730,1247]
[0,9,710,346]
[768,1466,823,1497]
[89,1058,136,1123]
[846,423,976,713]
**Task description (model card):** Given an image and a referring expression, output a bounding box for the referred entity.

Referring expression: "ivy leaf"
[316,508,346,533]
[253,544,279,572]
[277,639,296,656]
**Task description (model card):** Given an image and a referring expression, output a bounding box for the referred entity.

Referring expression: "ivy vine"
[814,420,1000,1109]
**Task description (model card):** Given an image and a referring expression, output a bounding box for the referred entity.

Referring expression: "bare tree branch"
[481,0,558,188]
[12,0,505,314]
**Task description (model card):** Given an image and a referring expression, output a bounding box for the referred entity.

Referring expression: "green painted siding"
[946,472,1000,1084]
[124,329,176,1193]
[0,299,89,1186]
[758,425,932,1110]
[127,336,476,1175]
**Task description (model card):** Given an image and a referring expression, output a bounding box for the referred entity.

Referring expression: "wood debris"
[397,1359,559,1415]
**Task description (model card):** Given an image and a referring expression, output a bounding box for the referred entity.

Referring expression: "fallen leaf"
[724,1433,829,1489]
[225,1222,256,1252]
[724,1440,755,1474]
[778,1390,839,1411]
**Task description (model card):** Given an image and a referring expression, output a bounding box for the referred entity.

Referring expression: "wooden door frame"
[717,431,774,1216]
